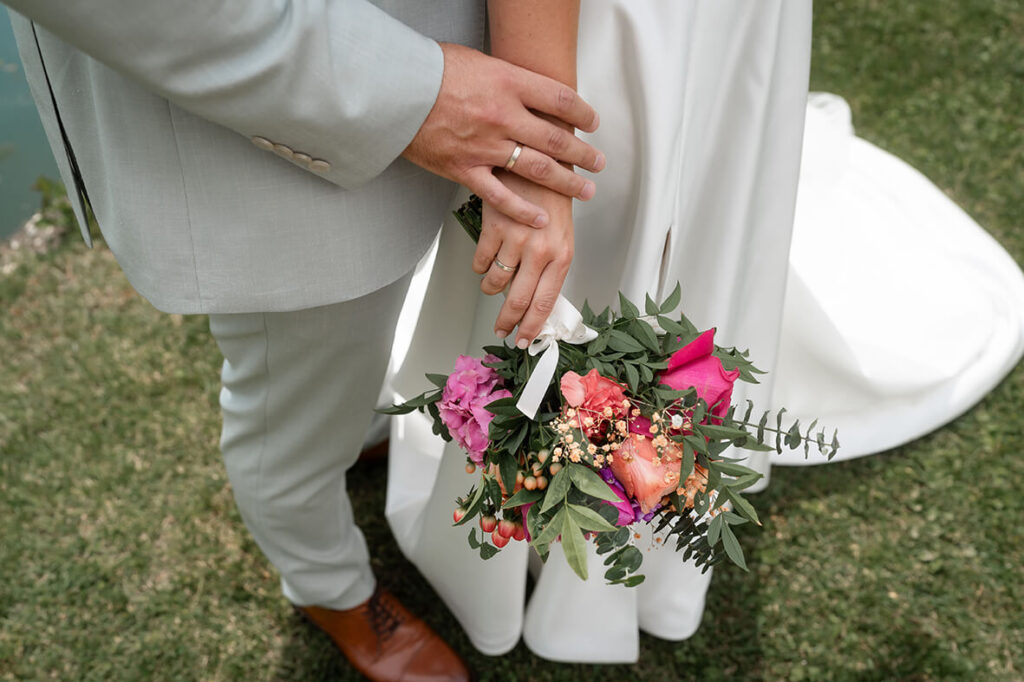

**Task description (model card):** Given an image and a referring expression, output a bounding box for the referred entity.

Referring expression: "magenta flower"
[438,355,512,465]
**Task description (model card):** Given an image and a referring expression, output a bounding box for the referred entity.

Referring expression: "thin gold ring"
[504,143,524,171]
[493,257,518,273]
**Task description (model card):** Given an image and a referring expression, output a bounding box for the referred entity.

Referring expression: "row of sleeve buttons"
[250,136,332,173]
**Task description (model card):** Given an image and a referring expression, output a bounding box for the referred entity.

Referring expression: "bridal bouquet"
[383,196,837,586]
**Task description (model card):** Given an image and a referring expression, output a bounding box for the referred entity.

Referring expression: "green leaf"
[739,439,775,453]
[567,504,618,533]
[726,472,764,492]
[618,291,640,319]
[644,293,660,317]
[455,484,486,526]
[709,460,758,478]
[540,463,572,512]
[533,507,567,547]
[587,334,608,355]
[785,420,802,449]
[467,528,480,549]
[504,423,528,456]
[639,363,654,383]
[485,397,525,416]
[425,373,449,388]
[697,423,749,442]
[720,522,748,570]
[561,514,589,580]
[567,463,621,502]
[623,362,639,392]
[617,545,643,572]
[502,488,544,509]
[660,282,682,314]
[498,452,517,500]
[479,542,499,560]
[707,513,724,546]
[656,315,685,336]
[721,487,761,526]
[757,411,768,443]
[775,408,787,454]
[376,403,418,415]
[616,575,646,587]
[607,329,645,354]
[604,566,626,581]
[630,319,661,353]
[683,434,709,456]
[581,300,595,324]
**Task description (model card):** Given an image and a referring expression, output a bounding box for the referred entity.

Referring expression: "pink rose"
[438,354,512,465]
[559,369,630,438]
[609,433,683,514]
[661,329,740,419]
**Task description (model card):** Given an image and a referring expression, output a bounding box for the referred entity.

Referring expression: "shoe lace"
[364,589,402,642]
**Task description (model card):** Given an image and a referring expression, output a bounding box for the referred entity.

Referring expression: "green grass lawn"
[2,1,1023,680]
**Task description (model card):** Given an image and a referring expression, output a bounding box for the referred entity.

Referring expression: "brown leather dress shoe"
[297,587,470,682]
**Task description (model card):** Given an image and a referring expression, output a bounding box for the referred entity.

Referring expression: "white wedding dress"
[382,0,1024,664]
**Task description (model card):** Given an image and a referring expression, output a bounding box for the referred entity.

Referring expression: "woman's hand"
[473,171,574,347]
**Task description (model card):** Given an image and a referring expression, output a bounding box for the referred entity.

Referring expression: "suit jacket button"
[309,159,331,173]
[251,136,274,151]
[293,152,312,166]
[272,144,295,160]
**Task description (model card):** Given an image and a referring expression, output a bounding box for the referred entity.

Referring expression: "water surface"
[0,11,59,240]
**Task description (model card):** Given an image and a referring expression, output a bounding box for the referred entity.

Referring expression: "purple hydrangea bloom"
[438,355,511,465]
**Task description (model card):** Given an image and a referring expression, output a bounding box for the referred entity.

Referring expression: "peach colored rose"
[559,369,629,438]
[609,433,683,514]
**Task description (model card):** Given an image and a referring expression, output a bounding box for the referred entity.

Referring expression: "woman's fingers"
[512,261,570,346]
[472,227,502,274]
[493,257,543,344]
[480,243,521,296]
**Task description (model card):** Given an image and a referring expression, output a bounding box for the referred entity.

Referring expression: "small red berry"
[480,515,497,533]
[536,475,548,490]
[465,462,477,474]
[512,524,526,542]
[523,476,538,491]
[453,508,466,524]
[497,519,516,538]
[491,529,510,548]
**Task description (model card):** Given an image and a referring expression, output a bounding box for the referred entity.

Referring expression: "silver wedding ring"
[493,257,518,273]
[504,143,524,171]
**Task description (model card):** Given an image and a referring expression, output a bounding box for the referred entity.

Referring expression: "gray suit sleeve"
[4,0,444,189]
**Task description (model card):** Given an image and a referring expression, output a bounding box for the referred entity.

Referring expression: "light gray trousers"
[208,273,411,610]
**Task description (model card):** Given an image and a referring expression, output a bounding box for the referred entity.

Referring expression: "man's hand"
[472,172,574,346]
[402,43,603,228]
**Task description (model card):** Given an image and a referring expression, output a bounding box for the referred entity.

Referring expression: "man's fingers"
[465,168,548,228]
[518,73,601,134]
[512,115,605,174]
[508,146,596,201]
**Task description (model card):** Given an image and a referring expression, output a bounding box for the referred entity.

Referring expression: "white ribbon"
[515,295,598,419]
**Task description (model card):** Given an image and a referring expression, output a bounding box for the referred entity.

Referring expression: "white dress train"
[772,93,1024,463]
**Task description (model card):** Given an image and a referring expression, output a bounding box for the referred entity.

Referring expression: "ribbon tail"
[516,341,560,419]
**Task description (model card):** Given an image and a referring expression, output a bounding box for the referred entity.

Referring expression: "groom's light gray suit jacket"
[6,0,485,313]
